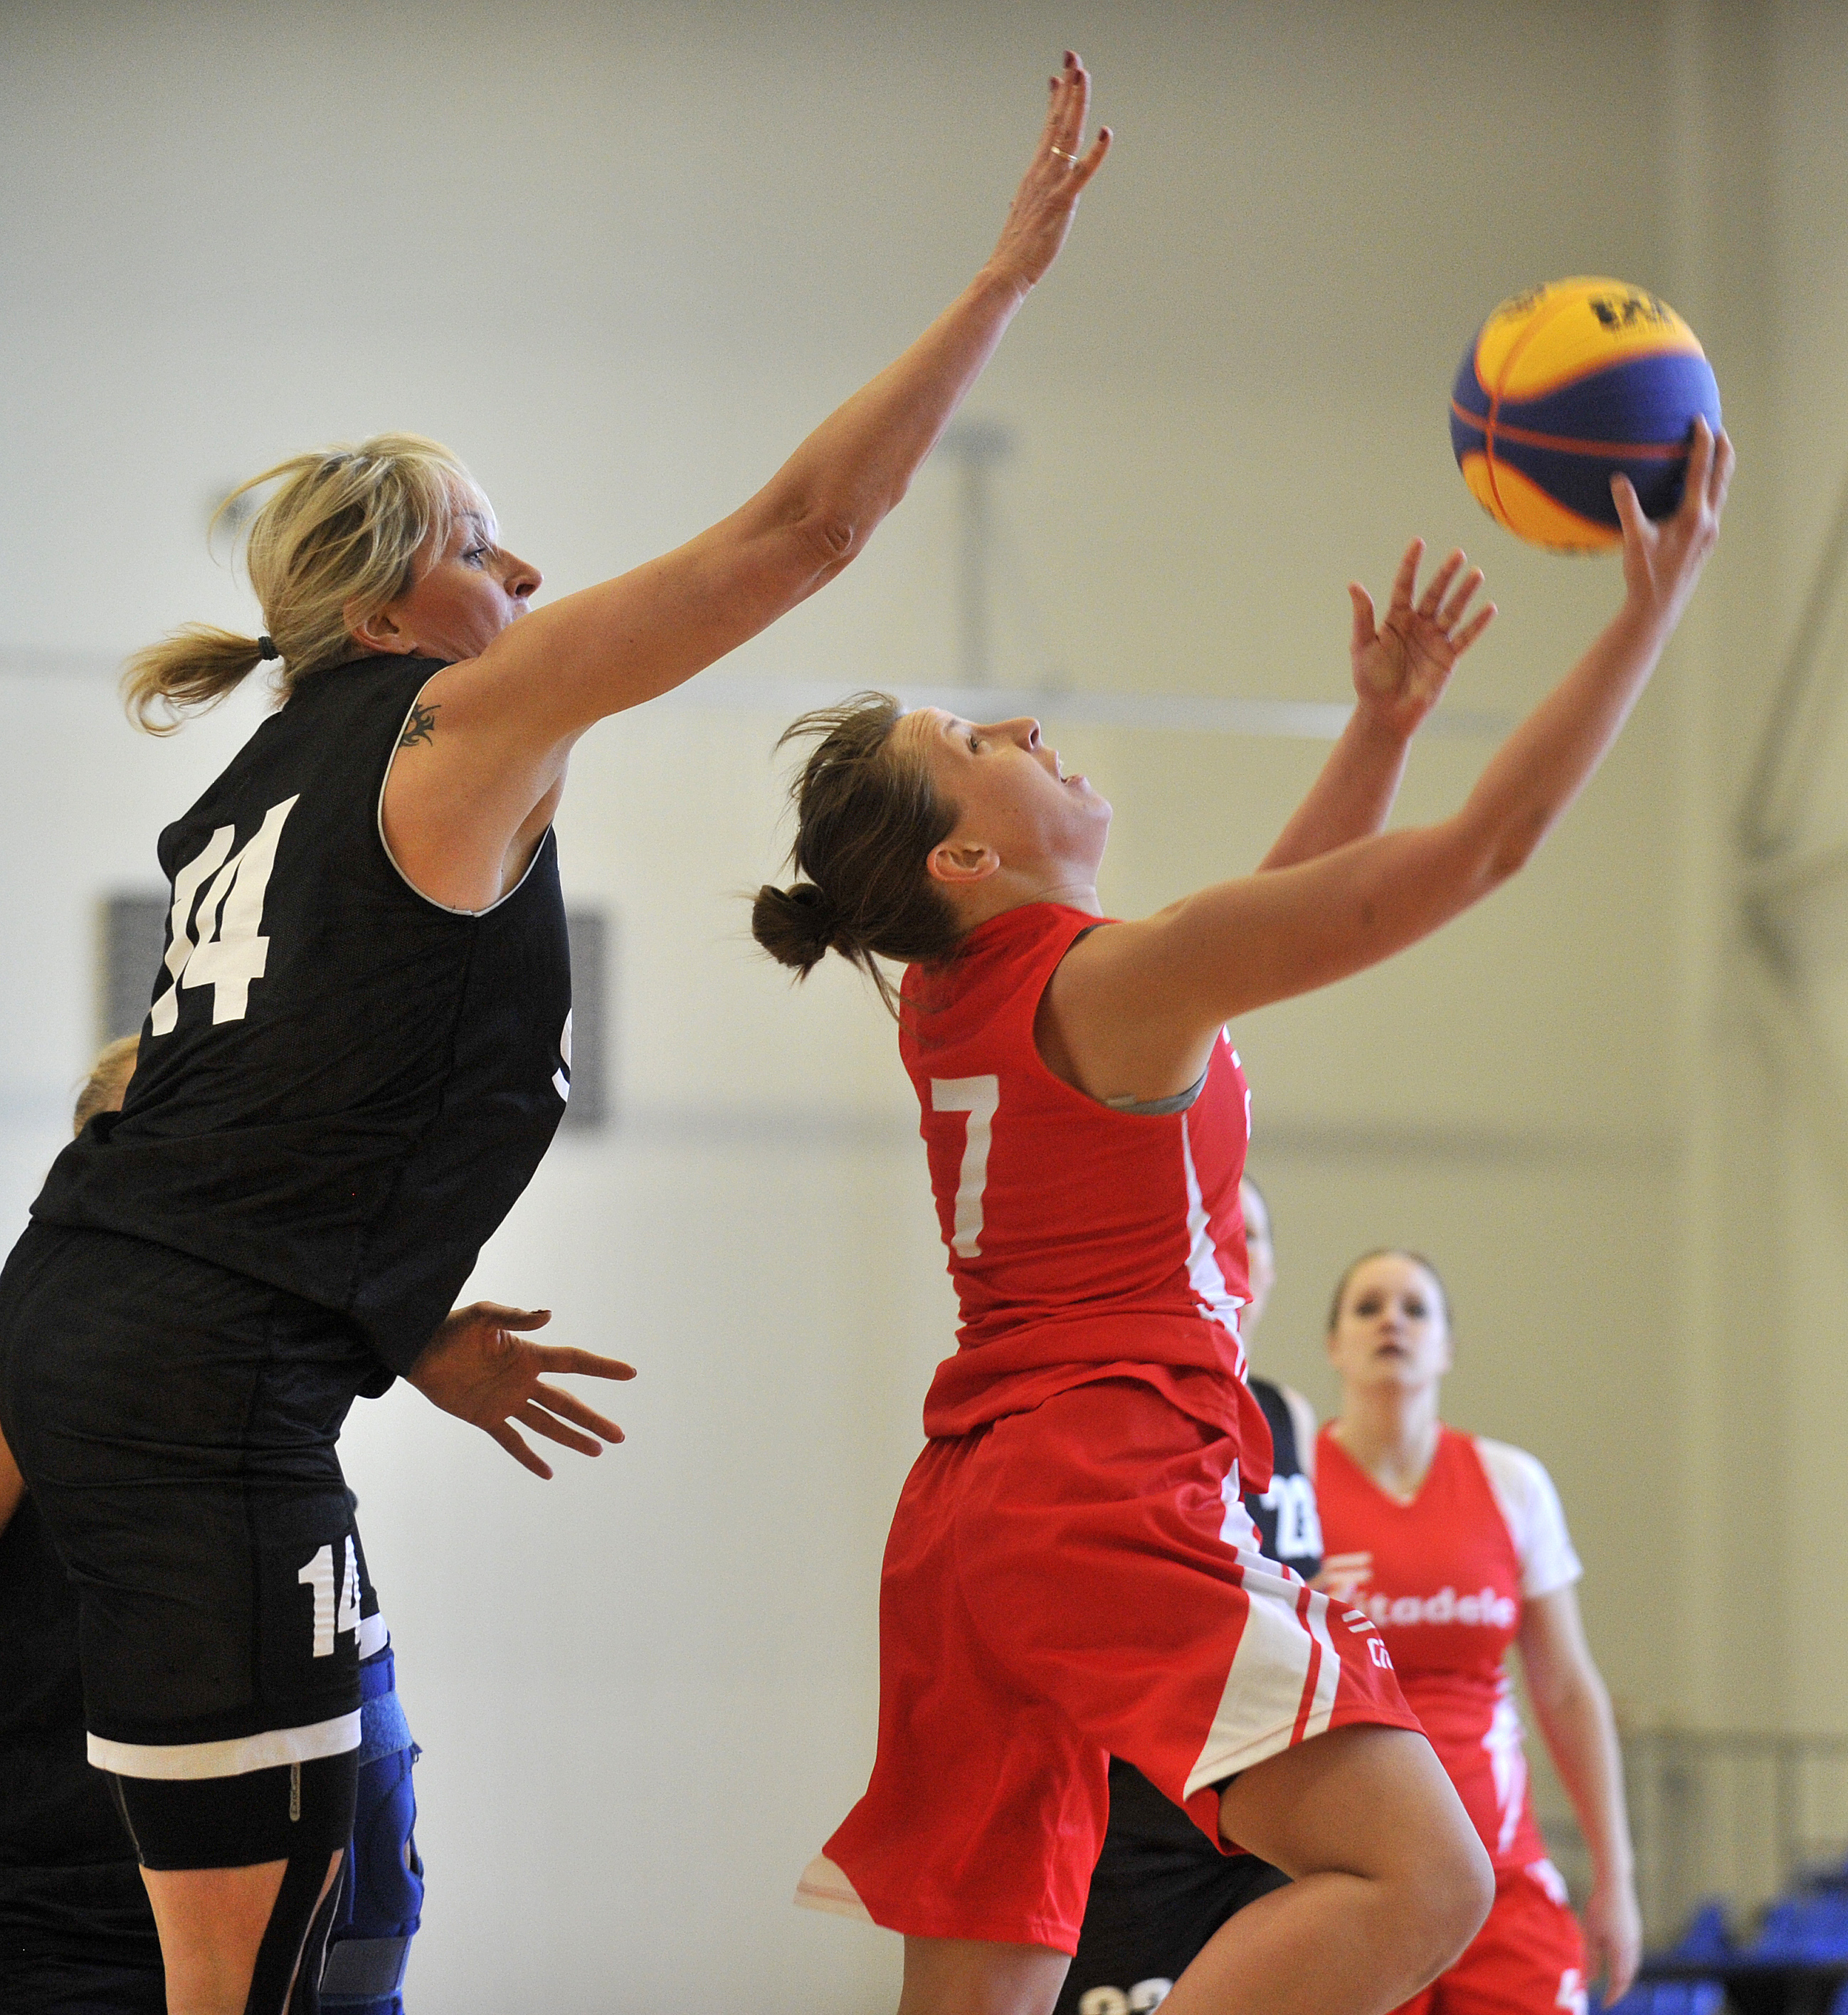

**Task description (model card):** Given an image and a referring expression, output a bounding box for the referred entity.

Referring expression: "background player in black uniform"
[0,63,1109,2015]
[1053,1177,1319,2015]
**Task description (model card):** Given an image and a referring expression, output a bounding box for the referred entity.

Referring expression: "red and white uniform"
[1318,1424,1589,2015]
[798,904,1418,1953]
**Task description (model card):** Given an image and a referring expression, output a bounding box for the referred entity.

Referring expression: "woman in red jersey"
[752,422,1728,2015]
[1317,1250,1640,2015]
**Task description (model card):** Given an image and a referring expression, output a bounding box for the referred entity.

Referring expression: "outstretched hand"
[1613,416,1733,637]
[406,1302,635,1480]
[1348,541,1496,736]
[985,51,1112,292]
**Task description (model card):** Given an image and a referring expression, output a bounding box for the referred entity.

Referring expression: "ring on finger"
[1050,145,1079,163]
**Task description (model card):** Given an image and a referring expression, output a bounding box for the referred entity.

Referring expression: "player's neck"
[950,864,1103,932]
[1334,1387,1442,1503]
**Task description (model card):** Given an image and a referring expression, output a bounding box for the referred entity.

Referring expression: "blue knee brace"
[318,1649,423,2015]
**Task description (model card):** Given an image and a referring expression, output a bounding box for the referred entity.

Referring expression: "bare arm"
[1043,423,1731,1102]
[1260,544,1493,872]
[1519,1585,1640,2004]
[388,60,1111,907]
[0,1424,22,1539]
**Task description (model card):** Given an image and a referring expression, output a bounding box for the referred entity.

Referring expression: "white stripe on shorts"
[88,1710,361,1780]
[1183,1474,1341,1797]
[793,1852,875,1922]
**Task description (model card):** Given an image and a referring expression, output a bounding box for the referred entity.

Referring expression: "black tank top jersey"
[1241,1376,1323,1581]
[32,656,571,1375]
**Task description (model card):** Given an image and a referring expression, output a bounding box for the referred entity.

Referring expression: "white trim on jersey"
[793,1852,875,1923]
[88,1710,361,1780]
[376,679,556,919]
[1484,1671,1530,1856]
[1185,1474,1339,1797]
[1179,1111,1247,1377]
[356,1612,390,1660]
[1474,1437,1583,1599]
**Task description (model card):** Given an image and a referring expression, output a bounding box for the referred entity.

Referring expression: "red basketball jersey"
[902,902,1269,1482]
[1315,1424,1582,1869]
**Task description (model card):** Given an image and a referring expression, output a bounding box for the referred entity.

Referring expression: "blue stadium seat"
[1746,1893,1848,1962]
[1605,1981,1725,2015]
[1664,1903,1735,1967]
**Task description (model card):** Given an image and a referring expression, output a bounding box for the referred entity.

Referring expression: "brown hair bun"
[751,881,840,975]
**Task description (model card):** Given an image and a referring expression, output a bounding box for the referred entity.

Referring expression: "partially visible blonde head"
[122,433,489,734]
[74,1034,140,1136]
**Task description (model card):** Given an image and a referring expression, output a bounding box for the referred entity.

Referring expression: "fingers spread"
[533,1383,627,1442]
[1680,416,1714,517]
[1072,125,1112,187]
[1388,539,1424,610]
[1452,603,1496,653]
[1710,428,1736,512]
[531,1346,637,1382]
[1415,547,1462,618]
[490,1421,554,1480]
[1438,564,1484,630]
[1610,472,1647,544]
[517,1402,606,1459]
[1347,583,1376,653]
[453,1302,550,1331]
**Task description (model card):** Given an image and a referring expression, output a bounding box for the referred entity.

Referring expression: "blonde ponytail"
[122,627,277,736]
[122,433,487,734]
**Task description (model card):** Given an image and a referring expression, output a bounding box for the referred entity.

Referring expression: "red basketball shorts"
[796,1377,1420,1953]
[1395,1861,1589,2015]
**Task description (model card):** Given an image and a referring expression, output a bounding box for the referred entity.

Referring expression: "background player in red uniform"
[753,420,1728,2015]
[1317,1249,1640,2015]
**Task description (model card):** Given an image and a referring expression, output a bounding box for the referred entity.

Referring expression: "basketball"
[1450,276,1722,552]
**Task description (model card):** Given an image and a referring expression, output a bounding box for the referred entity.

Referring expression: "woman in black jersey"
[0,60,1109,2014]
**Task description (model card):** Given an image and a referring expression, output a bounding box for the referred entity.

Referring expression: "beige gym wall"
[0,1,1831,2006]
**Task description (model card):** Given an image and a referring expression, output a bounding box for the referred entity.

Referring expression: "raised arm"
[1045,423,1731,1101]
[385,58,1110,909]
[1518,1585,1640,2003]
[1258,544,1493,872]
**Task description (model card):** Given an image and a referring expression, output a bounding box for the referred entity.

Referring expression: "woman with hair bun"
[1317,1250,1640,2015]
[759,422,1727,2015]
[0,57,1109,2015]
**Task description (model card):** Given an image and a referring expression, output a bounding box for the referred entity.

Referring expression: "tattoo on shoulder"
[398,699,440,749]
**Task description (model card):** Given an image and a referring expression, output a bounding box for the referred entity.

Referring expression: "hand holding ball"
[1450,277,1722,552]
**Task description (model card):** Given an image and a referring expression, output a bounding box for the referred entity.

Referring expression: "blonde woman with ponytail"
[0,58,1109,2015]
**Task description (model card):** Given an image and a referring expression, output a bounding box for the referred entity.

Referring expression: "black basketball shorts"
[0,1222,383,1779]
[1052,1758,1292,2015]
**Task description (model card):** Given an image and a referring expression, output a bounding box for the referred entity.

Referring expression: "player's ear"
[927,838,1000,887]
[345,597,418,656]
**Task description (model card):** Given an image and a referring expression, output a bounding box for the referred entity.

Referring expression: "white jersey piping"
[376,677,552,919]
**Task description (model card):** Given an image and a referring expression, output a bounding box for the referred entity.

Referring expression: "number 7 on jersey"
[931,1075,999,1259]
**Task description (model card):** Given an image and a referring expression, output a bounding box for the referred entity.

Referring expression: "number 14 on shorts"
[298,1538,361,1658]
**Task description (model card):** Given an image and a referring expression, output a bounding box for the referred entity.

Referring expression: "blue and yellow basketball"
[1450,277,1722,552]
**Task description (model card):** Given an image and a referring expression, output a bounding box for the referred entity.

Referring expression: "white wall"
[4,1,1829,2006]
